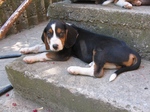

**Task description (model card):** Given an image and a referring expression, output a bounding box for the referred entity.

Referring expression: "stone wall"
[0,0,62,36]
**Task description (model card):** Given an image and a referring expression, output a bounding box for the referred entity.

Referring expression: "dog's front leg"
[23,53,51,64]
[20,44,45,54]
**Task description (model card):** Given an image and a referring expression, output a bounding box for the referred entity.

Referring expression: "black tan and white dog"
[20,20,141,82]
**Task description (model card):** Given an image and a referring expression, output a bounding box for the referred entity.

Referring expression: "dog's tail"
[102,0,114,5]
[109,53,141,82]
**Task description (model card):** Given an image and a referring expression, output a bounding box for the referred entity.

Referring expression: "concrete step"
[5,56,150,112]
[47,1,150,61]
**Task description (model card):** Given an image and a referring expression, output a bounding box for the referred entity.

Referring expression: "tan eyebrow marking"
[49,28,53,33]
[57,28,62,34]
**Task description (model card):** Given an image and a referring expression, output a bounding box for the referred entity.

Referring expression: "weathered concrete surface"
[5,56,150,112]
[0,21,52,111]
[47,1,150,60]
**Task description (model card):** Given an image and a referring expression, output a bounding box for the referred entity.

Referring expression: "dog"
[96,0,150,9]
[20,20,141,82]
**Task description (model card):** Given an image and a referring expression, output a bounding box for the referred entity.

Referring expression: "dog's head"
[41,20,78,51]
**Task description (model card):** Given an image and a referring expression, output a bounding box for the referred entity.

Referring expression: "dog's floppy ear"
[65,24,78,48]
[41,28,50,50]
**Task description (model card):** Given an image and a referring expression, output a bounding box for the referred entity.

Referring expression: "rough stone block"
[5,56,150,112]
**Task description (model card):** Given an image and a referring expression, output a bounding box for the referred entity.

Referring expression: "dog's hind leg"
[67,62,105,78]
[92,49,106,78]
[68,49,104,77]
[94,63,105,78]
[67,64,94,77]
[88,62,94,67]
[115,0,133,9]
[109,53,141,82]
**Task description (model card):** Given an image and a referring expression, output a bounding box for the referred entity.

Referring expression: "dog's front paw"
[20,48,31,54]
[23,56,37,64]
[67,66,80,75]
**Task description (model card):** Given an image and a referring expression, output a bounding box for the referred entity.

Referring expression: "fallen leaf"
[6,93,9,97]
[12,103,17,106]
[32,109,38,112]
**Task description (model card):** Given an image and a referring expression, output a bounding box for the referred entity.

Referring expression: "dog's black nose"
[53,44,58,50]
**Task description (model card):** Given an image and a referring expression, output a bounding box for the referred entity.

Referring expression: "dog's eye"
[47,32,53,37]
[59,32,65,37]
